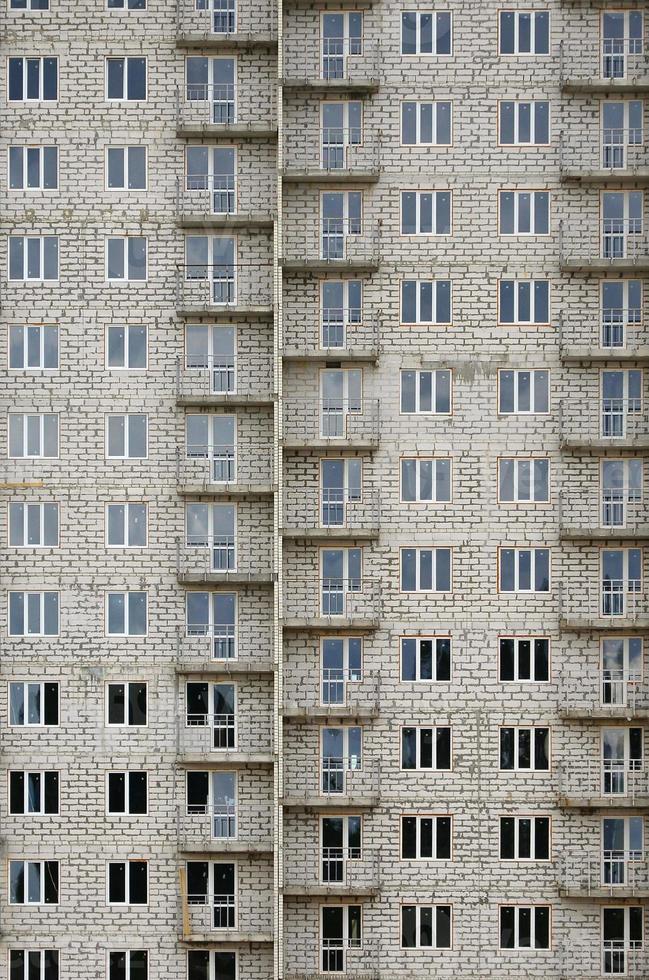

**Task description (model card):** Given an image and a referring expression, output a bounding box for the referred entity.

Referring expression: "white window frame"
[401,101,452,146]
[7,146,58,190]
[105,146,148,191]
[7,950,60,980]
[498,547,551,593]
[7,57,58,102]
[107,951,149,980]
[400,635,452,682]
[400,904,453,949]
[499,100,550,146]
[105,324,148,371]
[498,279,550,325]
[399,369,452,415]
[8,770,59,815]
[8,681,59,726]
[400,280,452,325]
[105,414,148,459]
[498,190,550,235]
[499,815,551,861]
[105,237,148,282]
[499,10,551,56]
[401,11,453,56]
[400,725,452,771]
[400,190,452,236]
[105,591,148,637]
[497,369,550,415]
[105,681,148,728]
[8,592,59,637]
[8,413,59,458]
[8,860,59,905]
[8,324,59,371]
[106,860,149,906]
[500,725,551,771]
[499,636,550,683]
[8,236,59,281]
[499,905,551,950]
[400,814,452,861]
[400,457,452,503]
[106,771,148,816]
[8,502,59,548]
[497,457,550,503]
[104,57,147,102]
[105,502,148,548]
[400,547,452,593]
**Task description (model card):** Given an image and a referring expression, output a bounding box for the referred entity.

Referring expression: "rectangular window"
[107,861,148,905]
[401,904,452,948]
[105,58,147,100]
[320,280,362,349]
[106,592,147,636]
[10,0,50,7]
[499,905,550,949]
[8,57,57,101]
[499,101,550,145]
[106,146,147,190]
[401,280,452,324]
[500,816,550,860]
[499,191,549,235]
[401,548,452,592]
[185,56,236,125]
[106,682,147,727]
[401,11,452,54]
[400,370,452,414]
[500,726,550,771]
[8,146,58,189]
[108,951,148,980]
[499,11,550,55]
[499,637,550,682]
[8,413,58,458]
[107,772,148,815]
[498,369,549,414]
[186,591,236,659]
[106,237,147,281]
[401,101,452,146]
[400,457,451,503]
[401,190,451,236]
[8,950,59,980]
[186,860,236,928]
[401,726,452,770]
[499,280,549,324]
[499,547,550,592]
[9,682,59,725]
[187,682,236,749]
[106,324,147,370]
[601,906,643,976]
[9,861,59,904]
[106,414,147,458]
[9,502,59,547]
[108,0,147,7]
[106,503,147,547]
[8,236,58,280]
[601,278,643,349]
[401,815,451,859]
[9,771,59,815]
[188,951,236,980]
[498,458,549,502]
[321,636,362,704]
[9,324,59,370]
[8,593,59,636]
[400,636,451,682]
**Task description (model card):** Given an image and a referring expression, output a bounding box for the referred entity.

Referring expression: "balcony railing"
[177,801,274,850]
[284,941,380,980]
[559,308,647,354]
[282,312,380,358]
[283,398,380,446]
[560,129,648,174]
[184,893,271,939]
[560,668,649,718]
[177,622,274,668]
[560,37,649,85]
[560,851,649,897]
[177,445,274,490]
[176,0,278,41]
[559,399,649,445]
[558,759,649,805]
[560,581,649,625]
[560,943,648,979]
[176,356,275,401]
[283,36,380,85]
[284,670,381,716]
[175,173,276,220]
[177,532,274,580]
[283,487,381,532]
[283,847,380,893]
[559,490,648,536]
[560,219,649,266]
[176,84,276,131]
[176,263,274,310]
[283,756,379,803]
[283,130,380,175]
[280,220,380,266]
[178,712,273,757]
[283,579,381,625]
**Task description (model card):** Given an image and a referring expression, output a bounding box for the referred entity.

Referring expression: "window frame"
[8,681,59,726]
[399,369,453,415]
[499,814,552,862]
[105,413,148,460]
[106,771,149,816]
[497,369,550,415]
[499,725,551,772]
[8,235,59,281]
[498,904,552,950]
[104,145,148,191]
[497,100,551,147]
[400,547,453,593]
[8,769,60,816]
[400,11,453,57]
[498,636,551,683]
[400,903,453,949]
[498,10,551,57]
[105,590,148,637]
[8,592,60,637]
[400,725,452,771]
[400,101,453,147]
[105,501,148,548]
[7,145,58,191]
[399,813,453,861]
[7,949,60,980]
[498,546,551,593]
[107,950,149,980]
[106,859,149,906]
[8,413,59,458]
[400,635,452,683]
[105,236,148,282]
[8,859,59,905]
[8,501,59,548]
[399,189,453,236]
[105,681,148,728]
[498,279,551,325]
[498,189,550,236]
[7,57,58,103]
[8,324,59,372]
[497,457,551,504]
[399,279,453,326]
[104,56,147,102]
[400,456,453,504]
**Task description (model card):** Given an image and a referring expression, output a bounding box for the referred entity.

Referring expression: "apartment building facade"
[1,0,649,977]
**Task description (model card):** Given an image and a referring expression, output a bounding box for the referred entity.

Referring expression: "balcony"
[282,130,380,183]
[280,221,380,272]
[182,894,273,944]
[559,582,649,630]
[175,174,276,228]
[559,944,648,980]
[175,263,274,317]
[282,487,380,540]
[176,626,275,676]
[559,491,649,540]
[177,801,273,854]
[559,310,649,362]
[177,713,274,765]
[560,219,649,273]
[560,668,649,720]
[283,670,381,722]
[282,37,380,93]
[282,398,380,451]
[175,0,277,49]
[284,942,379,980]
[559,852,649,899]
[176,446,274,496]
[282,579,381,631]
[282,314,380,363]
[176,356,275,407]
[175,85,277,138]
[283,847,380,897]
[282,757,380,808]
[560,39,649,93]
[559,399,649,449]
[560,129,649,183]
[558,760,649,807]
[177,532,275,585]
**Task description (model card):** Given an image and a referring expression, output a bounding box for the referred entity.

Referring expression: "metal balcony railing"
[178,712,273,757]
[177,802,274,850]
[560,943,648,979]
[558,489,647,535]
[283,579,381,624]
[283,36,380,84]
[560,129,647,174]
[283,130,380,174]
[559,581,649,624]
[177,532,274,579]
[284,941,380,980]
[175,173,276,220]
[281,220,380,266]
[284,670,381,716]
[561,668,648,717]
[559,398,649,444]
[284,847,380,892]
[283,487,381,532]
[177,444,274,489]
[176,355,275,401]
[175,84,276,131]
[283,756,379,803]
[176,264,274,310]
[177,623,274,667]
[282,314,380,357]
[283,398,380,445]
[559,308,647,353]
[560,851,649,897]
[176,0,278,40]
[558,759,649,804]
[560,37,649,85]
[560,219,649,266]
